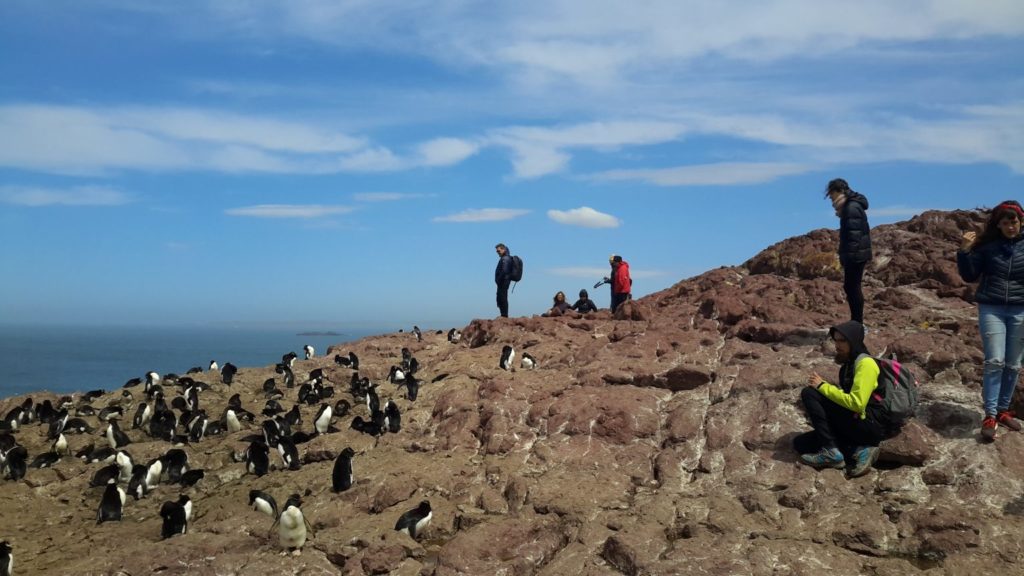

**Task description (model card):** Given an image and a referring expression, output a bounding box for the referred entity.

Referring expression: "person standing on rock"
[957,200,1024,440]
[495,243,513,318]
[826,178,872,324]
[794,320,886,478]
[606,255,632,312]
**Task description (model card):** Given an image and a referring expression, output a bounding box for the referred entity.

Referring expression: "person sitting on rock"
[958,200,1024,439]
[543,291,572,317]
[571,289,598,314]
[794,320,887,477]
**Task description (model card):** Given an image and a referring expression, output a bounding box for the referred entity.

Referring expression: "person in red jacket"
[609,255,632,312]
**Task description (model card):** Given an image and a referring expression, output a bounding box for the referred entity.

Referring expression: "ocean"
[0,324,384,399]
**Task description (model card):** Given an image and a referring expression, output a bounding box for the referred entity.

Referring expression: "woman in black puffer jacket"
[826,178,872,324]
[958,200,1024,440]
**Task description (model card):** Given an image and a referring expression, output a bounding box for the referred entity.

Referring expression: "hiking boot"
[847,446,880,478]
[997,410,1022,432]
[981,415,998,440]
[800,447,845,469]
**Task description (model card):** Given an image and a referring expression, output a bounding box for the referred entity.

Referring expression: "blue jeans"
[979,303,1024,415]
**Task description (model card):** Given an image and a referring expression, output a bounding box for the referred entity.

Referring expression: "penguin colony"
[0,326,512,570]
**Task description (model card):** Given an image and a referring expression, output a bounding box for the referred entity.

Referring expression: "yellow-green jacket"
[818,354,880,419]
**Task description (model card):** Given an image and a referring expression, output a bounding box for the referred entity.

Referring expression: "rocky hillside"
[2,208,1019,576]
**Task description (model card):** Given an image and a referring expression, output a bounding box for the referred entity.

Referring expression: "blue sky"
[0,1,1021,329]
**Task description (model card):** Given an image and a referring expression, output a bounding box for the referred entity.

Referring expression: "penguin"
[17,398,34,425]
[83,389,107,402]
[366,384,380,415]
[348,351,359,370]
[401,347,412,369]
[284,404,301,427]
[304,345,315,360]
[106,421,131,450]
[82,446,116,464]
[275,363,295,388]
[276,437,301,471]
[47,409,69,439]
[332,447,355,493]
[313,404,333,435]
[405,375,420,402]
[262,398,284,415]
[132,402,152,430]
[447,328,461,344]
[248,490,278,520]
[412,325,422,342]
[223,408,242,433]
[96,483,126,524]
[74,405,96,418]
[0,540,11,576]
[52,433,69,456]
[178,494,193,523]
[408,357,419,376]
[161,449,189,483]
[334,399,351,417]
[521,352,537,370]
[115,450,135,483]
[499,345,515,371]
[350,416,383,437]
[209,360,219,371]
[66,417,93,435]
[145,457,163,490]
[275,494,314,554]
[261,377,277,393]
[333,354,351,367]
[144,371,161,393]
[221,363,238,385]
[186,366,202,375]
[179,469,205,487]
[159,499,188,539]
[124,376,143,388]
[98,406,124,422]
[297,383,316,405]
[384,399,401,433]
[127,464,149,500]
[185,386,200,412]
[188,413,209,443]
[245,440,270,477]
[2,446,27,480]
[35,399,57,424]
[387,366,406,385]
[394,500,432,540]
[29,451,60,469]
[282,351,298,368]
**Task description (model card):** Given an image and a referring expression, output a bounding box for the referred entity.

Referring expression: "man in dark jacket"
[494,243,512,318]
[794,320,886,478]
[827,178,872,323]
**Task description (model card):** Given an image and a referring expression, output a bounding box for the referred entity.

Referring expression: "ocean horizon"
[0,323,390,399]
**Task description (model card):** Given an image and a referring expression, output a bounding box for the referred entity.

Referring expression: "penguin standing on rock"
[221,363,238,385]
[313,404,333,435]
[96,483,126,524]
[0,540,11,576]
[106,421,131,450]
[274,494,314,555]
[332,447,355,492]
[499,345,516,371]
[394,500,432,540]
[521,352,537,370]
[159,499,188,539]
[304,345,315,360]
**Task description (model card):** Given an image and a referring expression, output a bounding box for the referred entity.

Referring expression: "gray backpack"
[859,354,919,427]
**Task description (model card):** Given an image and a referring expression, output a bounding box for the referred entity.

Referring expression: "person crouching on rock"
[571,289,598,314]
[794,320,885,477]
[543,291,572,317]
[957,200,1024,440]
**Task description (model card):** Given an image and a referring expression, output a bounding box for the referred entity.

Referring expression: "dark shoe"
[981,415,998,440]
[848,446,879,478]
[997,411,1022,432]
[800,447,845,469]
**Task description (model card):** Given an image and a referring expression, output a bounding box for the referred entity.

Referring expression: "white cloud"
[353,192,432,202]
[591,162,816,186]
[547,206,621,228]
[415,137,480,166]
[433,208,530,223]
[224,204,354,218]
[0,185,132,206]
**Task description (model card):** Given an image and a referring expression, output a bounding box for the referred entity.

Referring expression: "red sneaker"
[997,411,1022,432]
[981,416,998,440]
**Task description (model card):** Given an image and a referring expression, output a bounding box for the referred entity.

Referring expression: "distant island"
[296,331,344,336]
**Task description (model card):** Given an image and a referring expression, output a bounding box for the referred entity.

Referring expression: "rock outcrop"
[3,209,1020,575]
